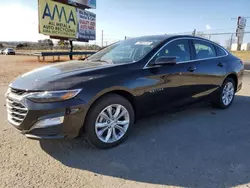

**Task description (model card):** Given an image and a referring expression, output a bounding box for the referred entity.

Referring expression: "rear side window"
[216,46,227,56]
[193,40,216,59]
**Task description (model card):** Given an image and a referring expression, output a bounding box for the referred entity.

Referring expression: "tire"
[212,77,236,109]
[84,94,135,149]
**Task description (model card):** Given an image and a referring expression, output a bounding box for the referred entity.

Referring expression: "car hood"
[10,60,115,91]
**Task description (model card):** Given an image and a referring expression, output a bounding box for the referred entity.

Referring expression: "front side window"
[152,39,191,63]
[194,40,216,59]
[87,37,164,64]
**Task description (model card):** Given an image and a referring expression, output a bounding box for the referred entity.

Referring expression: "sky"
[0,0,250,46]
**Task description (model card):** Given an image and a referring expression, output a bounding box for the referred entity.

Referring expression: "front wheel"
[84,94,135,149]
[212,77,236,109]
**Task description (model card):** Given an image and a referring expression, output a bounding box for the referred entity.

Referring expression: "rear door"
[136,39,203,115]
[191,39,228,98]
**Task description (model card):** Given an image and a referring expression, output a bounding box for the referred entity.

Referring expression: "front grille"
[11,88,27,95]
[6,98,28,126]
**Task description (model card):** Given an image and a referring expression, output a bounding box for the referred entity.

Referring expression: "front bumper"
[6,94,89,139]
[7,52,15,55]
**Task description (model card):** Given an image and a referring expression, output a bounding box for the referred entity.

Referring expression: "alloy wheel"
[222,82,235,106]
[95,104,130,143]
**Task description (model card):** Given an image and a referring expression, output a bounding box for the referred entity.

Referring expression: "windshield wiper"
[89,59,114,64]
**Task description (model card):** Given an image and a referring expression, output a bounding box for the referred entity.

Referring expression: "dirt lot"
[1,55,250,188]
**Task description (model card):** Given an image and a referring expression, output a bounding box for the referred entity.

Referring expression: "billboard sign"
[236,16,247,44]
[38,0,96,40]
[237,16,247,29]
[68,0,96,9]
[77,9,96,40]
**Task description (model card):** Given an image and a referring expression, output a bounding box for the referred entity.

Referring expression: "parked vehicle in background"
[4,48,15,55]
[5,35,244,149]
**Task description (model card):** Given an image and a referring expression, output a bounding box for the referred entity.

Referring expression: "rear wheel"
[212,77,236,109]
[84,94,135,149]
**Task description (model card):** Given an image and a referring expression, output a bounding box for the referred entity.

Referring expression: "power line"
[231,16,250,20]
[204,31,250,35]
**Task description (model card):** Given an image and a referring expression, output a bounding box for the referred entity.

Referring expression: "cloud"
[206,24,211,30]
[0,4,48,41]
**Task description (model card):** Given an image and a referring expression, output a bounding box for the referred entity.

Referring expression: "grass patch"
[231,51,250,61]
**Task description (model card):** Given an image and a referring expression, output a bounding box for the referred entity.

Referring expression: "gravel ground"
[1,55,250,188]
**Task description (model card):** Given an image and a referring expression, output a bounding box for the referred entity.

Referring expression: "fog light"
[33,116,64,129]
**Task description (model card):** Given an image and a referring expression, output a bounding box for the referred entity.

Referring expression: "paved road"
[1,57,250,187]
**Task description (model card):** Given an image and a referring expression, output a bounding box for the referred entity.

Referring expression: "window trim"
[144,37,228,69]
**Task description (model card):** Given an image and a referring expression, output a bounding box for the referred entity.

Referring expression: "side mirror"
[154,56,177,65]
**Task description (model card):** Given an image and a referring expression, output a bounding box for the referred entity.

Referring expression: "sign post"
[69,40,73,60]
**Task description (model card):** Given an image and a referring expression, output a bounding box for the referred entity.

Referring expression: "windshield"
[87,37,164,64]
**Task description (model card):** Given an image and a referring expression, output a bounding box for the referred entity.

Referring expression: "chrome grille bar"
[6,89,29,126]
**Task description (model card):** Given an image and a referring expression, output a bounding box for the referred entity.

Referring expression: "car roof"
[128,35,212,42]
[128,35,224,49]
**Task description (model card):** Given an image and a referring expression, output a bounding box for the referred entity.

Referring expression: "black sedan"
[5,35,244,148]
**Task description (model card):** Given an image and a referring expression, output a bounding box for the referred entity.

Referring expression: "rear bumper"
[236,67,244,92]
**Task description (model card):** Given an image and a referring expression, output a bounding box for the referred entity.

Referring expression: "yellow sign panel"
[39,0,77,39]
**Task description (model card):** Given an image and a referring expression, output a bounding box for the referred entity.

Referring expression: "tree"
[57,40,69,48]
[16,43,30,48]
[86,44,101,50]
[0,43,3,48]
[38,39,54,49]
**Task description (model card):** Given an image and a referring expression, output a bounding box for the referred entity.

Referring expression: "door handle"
[218,62,225,67]
[187,66,196,72]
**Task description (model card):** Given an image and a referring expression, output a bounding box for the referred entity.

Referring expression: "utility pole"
[101,30,103,48]
[237,36,241,51]
[229,33,234,50]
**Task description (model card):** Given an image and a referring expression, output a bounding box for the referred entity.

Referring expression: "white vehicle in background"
[4,48,15,55]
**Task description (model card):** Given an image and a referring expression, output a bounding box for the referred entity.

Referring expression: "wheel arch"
[225,73,238,88]
[79,88,137,135]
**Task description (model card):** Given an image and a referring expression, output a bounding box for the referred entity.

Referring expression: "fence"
[3,31,250,52]
[196,32,250,51]
[89,30,250,51]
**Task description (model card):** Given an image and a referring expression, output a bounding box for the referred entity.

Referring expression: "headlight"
[27,89,82,103]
